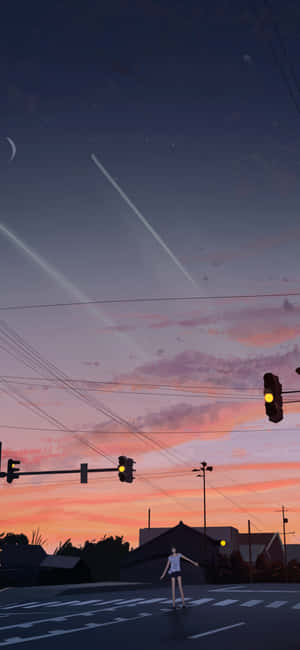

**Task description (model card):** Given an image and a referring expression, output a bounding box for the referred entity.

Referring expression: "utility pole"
[193,462,213,566]
[282,505,288,583]
[148,508,151,529]
[275,505,294,583]
[248,520,253,583]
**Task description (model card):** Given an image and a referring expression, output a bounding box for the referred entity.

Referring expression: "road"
[0,582,299,649]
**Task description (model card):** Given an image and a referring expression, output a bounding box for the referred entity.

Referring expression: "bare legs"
[177,575,185,606]
[171,576,176,607]
[171,575,185,607]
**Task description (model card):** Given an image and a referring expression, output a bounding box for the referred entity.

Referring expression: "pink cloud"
[113,344,300,392]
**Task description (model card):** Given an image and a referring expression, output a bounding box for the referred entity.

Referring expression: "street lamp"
[192,461,213,537]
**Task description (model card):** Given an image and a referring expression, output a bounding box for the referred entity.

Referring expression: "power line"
[1,469,267,531]
[0,424,298,434]
[0,321,204,515]
[206,480,264,532]
[0,290,299,310]
[0,379,260,401]
[0,323,291,529]
[0,375,262,394]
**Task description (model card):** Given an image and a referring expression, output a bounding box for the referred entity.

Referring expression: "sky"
[1,0,300,554]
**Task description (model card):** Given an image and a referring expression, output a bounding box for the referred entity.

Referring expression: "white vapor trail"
[91,153,199,290]
[0,222,148,361]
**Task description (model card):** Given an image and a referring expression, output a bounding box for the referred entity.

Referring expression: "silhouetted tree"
[30,528,47,547]
[0,532,29,547]
[81,534,130,581]
[53,539,82,556]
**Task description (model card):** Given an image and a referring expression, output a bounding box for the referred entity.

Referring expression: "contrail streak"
[91,153,199,290]
[0,222,147,361]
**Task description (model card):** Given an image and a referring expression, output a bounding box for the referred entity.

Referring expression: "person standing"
[160,545,199,609]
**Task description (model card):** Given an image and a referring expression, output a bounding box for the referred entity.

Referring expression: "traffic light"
[263,373,283,423]
[7,459,20,484]
[118,456,135,483]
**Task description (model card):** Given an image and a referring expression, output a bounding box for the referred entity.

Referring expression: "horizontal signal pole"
[0,468,118,478]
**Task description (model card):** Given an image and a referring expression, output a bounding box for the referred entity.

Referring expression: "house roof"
[122,520,218,567]
[239,544,267,563]
[238,532,282,562]
[0,545,47,567]
[238,533,275,546]
[40,555,81,570]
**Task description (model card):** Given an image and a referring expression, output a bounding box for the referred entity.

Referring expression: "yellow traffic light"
[264,392,274,403]
[119,465,125,473]
[220,539,226,547]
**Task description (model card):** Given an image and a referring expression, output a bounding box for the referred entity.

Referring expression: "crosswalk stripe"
[240,600,264,607]
[213,599,239,607]
[163,598,192,604]
[189,598,215,606]
[265,601,288,608]
[2,602,39,610]
[71,600,103,606]
[45,601,83,608]
[22,602,62,609]
[112,598,144,605]
[136,598,167,604]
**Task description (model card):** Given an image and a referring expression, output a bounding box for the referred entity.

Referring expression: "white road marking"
[163,598,192,604]
[109,598,144,605]
[209,586,244,592]
[188,621,246,639]
[0,612,154,646]
[240,600,264,607]
[23,601,79,609]
[135,598,167,604]
[292,602,300,609]
[1,597,123,612]
[265,601,288,608]
[215,589,300,593]
[189,598,215,606]
[212,599,239,607]
[69,600,103,606]
[2,603,39,611]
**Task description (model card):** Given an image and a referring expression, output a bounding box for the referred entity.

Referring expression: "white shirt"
[168,553,181,574]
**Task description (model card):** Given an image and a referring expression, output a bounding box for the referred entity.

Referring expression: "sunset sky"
[1,0,300,554]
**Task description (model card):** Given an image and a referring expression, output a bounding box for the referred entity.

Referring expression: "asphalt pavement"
[0,582,299,649]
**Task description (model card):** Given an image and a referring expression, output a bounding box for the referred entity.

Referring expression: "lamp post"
[193,462,213,564]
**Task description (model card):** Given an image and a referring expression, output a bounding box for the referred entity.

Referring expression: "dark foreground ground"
[0,581,299,649]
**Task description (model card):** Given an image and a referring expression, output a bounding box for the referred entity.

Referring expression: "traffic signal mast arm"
[1,454,136,484]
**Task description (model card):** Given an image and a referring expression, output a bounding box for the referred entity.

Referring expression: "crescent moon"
[6,136,16,162]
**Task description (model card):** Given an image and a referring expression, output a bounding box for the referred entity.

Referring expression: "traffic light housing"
[263,373,283,423]
[118,456,135,483]
[7,459,20,483]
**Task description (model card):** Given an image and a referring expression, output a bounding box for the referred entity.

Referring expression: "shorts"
[169,571,181,578]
